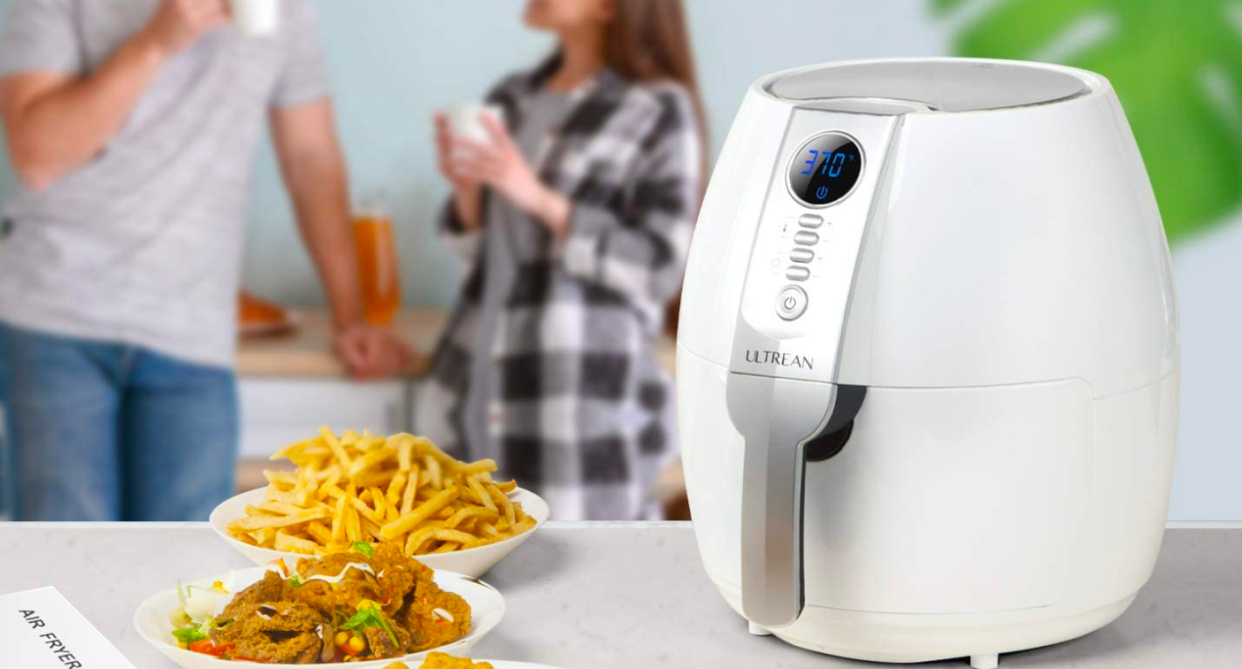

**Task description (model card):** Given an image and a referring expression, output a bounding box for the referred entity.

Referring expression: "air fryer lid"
[766,60,1090,112]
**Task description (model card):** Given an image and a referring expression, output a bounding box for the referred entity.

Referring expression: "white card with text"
[0,587,136,669]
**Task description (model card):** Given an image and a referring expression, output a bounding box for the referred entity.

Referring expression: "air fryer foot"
[747,622,772,636]
[969,654,999,669]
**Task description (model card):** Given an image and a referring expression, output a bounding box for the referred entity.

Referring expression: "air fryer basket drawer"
[801,380,1093,614]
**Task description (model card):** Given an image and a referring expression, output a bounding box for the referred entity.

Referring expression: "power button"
[776,285,808,321]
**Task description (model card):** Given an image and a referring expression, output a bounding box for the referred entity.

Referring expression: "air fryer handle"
[726,373,840,629]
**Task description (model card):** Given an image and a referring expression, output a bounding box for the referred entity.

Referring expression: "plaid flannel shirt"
[415,60,702,520]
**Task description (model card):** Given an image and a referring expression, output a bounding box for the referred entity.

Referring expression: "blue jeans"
[0,322,238,521]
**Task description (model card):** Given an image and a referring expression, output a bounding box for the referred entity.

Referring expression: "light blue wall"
[0,1,1236,521]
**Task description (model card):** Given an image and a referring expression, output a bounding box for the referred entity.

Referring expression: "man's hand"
[270,103,414,383]
[334,324,413,380]
[0,0,228,188]
[139,0,230,58]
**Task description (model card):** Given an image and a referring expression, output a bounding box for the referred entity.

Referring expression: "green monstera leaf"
[934,0,1242,244]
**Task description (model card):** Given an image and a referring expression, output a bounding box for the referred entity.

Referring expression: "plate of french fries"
[210,427,549,578]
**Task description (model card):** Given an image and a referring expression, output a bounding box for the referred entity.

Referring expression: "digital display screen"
[787,133,863,206]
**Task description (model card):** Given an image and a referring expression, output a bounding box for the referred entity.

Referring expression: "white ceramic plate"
[211,487,549,578]
[134,566,504,669]
[479,663,574,669]
[238,309,302,338]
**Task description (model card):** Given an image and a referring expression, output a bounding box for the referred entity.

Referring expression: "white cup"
[444,104,505,144]
[230,0,281,37]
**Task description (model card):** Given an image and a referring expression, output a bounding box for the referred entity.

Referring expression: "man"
[0,0,410,521]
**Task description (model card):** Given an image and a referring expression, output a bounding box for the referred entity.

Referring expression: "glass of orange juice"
[354,190,401,326]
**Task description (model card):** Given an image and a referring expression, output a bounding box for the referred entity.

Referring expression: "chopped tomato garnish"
[187,639,235,658]
[188,640,234,657]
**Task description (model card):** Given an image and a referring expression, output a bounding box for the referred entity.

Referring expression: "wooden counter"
[235,308,678,378]
[236,310,438,378]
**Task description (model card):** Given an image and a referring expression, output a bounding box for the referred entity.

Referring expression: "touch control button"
[798,214,823,228]
[790,248,814,263]
[776,285,808,320]
[786,266,810,281]
[794,231,819,246]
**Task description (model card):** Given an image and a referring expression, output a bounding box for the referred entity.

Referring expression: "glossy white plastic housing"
[678,58,1179,665]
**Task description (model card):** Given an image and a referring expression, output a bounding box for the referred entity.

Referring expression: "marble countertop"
[235,310,678,379]
[0,523,1237,668]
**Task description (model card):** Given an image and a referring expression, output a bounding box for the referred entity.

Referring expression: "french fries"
[227,427,537,557]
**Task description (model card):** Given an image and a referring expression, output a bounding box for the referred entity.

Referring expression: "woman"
[418,0,706,520]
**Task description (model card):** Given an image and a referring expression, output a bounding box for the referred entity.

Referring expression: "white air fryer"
[677,59,1179,668]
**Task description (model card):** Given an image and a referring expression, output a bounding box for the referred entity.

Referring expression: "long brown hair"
[601,0,710,182]
[601,0,708,335]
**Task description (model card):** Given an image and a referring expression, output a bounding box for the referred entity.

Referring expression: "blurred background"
[0,0,1237,521]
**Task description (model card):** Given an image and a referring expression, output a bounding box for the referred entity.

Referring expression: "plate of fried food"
[389,655,573,669]
[135,546,504,668]
[211,428,550,578]
[238,291,301,338]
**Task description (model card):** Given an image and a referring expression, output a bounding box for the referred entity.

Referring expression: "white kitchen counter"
[0,524,1237,668]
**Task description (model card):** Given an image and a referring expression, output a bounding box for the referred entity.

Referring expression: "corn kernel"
[348,635,366,653]
[335,631,349,646]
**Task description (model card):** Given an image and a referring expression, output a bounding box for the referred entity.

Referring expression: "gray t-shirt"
[464,89,575,461]
[0,0,330,367]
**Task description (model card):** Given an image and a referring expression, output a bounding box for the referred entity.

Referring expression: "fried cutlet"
[418,653,497,669]
[398,584,472,652]
[220,570,288,621]
[213,601,327,664]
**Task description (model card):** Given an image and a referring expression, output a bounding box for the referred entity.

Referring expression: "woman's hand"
[334,324,413,380]
[434,113,483,230]
[447,114,572,241]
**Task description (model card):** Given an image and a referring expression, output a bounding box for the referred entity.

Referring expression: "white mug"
[230,0,281,37]
[444,103,505,144]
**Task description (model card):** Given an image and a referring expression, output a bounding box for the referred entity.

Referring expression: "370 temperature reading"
[788,133,864,207]
[800,149,856,178]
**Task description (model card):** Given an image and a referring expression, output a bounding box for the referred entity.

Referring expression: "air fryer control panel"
[729,108,899,383]
[786,132,864,207]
